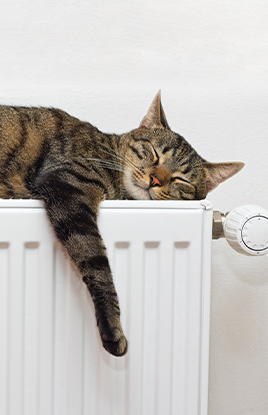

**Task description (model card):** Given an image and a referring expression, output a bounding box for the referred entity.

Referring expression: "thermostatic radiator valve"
[212,205,268,256]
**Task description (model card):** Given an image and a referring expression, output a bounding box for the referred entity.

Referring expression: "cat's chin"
[131,184,152,200]
[123,172,152,200]
[125,181,152,200]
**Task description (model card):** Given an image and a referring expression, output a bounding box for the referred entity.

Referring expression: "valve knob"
[224,205,268,256]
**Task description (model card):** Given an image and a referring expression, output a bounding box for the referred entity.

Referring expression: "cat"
[0,91,244,356]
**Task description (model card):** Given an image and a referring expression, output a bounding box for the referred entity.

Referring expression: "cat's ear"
[139,90,171,130]
[203,161,244,192]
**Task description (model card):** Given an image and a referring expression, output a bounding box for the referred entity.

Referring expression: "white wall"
[1,1,268,413]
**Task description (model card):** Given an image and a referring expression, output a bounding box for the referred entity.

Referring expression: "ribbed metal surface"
[0,201,212,415]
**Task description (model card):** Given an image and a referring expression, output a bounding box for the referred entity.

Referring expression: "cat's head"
[122,91,244,200]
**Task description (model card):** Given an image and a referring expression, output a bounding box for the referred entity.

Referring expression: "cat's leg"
[35,169,128,357]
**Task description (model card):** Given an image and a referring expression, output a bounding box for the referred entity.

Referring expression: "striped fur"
[0,92,244,356]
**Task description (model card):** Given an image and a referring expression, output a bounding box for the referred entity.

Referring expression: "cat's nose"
[149,173,162,187]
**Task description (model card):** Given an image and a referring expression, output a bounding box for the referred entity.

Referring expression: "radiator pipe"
[212,211,226,240]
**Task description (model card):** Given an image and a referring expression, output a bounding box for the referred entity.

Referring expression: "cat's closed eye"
[170,176,191,184]
[129,139,158,165]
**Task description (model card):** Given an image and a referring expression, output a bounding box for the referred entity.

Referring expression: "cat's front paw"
[101,328,128,357]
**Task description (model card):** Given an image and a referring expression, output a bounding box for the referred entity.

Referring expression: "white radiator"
[0,199,213,415]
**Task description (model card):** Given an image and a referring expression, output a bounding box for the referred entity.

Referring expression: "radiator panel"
[0,200,212,415]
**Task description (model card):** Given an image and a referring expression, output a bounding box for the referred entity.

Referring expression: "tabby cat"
[0,92,244,356]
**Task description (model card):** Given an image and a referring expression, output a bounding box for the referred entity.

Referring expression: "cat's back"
[0,105,80,198]
[0,105,74,146]
[0,105,80,165]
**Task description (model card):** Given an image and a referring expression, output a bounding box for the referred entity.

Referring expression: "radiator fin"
[24,243,40,415]
[0,243,9,415]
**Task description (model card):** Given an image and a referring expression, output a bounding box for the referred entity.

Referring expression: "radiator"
[0,199,213,415]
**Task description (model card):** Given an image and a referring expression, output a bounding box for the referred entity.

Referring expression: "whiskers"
[86,157,125,173]
[88,137,137,171]
[82,137,143,184]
